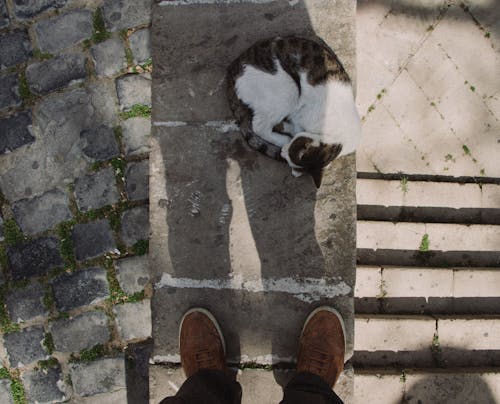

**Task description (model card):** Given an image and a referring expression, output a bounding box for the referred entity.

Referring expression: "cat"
[226,36,361,188]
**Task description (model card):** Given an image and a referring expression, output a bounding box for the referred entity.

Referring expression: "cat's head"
[281,133,343,188]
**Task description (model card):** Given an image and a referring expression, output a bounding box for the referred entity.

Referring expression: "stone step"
[149,364,354,404]
[353,315,500,368]
[354,368,500,404]
[357,221,500,267]
[357,178,500,224]
[355,266,500,314]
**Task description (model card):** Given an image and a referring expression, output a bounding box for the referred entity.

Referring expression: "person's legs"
[279,306,346,404]
[160,308,242,404]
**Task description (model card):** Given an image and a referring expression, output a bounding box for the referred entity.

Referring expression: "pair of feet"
[180,306,346,387]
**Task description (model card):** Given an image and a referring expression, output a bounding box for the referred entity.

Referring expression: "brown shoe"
[179,308,227,378]
[296,306,346,387]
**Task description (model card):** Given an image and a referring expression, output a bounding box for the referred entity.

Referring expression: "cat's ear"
[310,167,324,188]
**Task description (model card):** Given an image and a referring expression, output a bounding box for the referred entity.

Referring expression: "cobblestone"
[74,168,120,212]
[0,111,34,155]
[113,300,151,340]
[70,356,126,397]
[12,0,67,19]
[34,10,93,53]
[12,189,72,235]
[129,28,151,64]
[50,311,110,352]
[0,30,32,69]
[22,364,67,403]
[0,379,13,404]
[115,255,149,294]
[3,326,47,367]
[6,281,47,323]
[72,220,118,261]
[116,73,151,110]
[26,53,87,95]
[121,206,148,246]
[102,0,152,32]
[0,0,8,28]
[80,125,120,161]
[51,267,109,312]
[91,37,127,78]
[122,117,150,156]
[125,160,148,201]
[7,236,63,280]
[0,73,21,111]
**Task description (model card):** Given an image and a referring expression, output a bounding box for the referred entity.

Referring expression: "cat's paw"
[292,168,304,177]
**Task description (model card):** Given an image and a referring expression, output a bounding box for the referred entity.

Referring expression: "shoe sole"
[300,306,348,360]
[179,307,227,355]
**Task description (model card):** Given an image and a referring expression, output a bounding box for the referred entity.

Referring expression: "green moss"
[92,8,111,44]
[108,210,121,233]
[132,239,149,256]
[430,101,436,107]
[399,176,409,194]
[3,219,24,246]
[470,85,476,92]
[32,49,53,60]
[128,290,145,303]
[73,344,106,363]
[106,262,128,304]
[427,25,434,31]
[444,153,454,162]
[419,233,430,252]
[0,367,10,379]
[111,157,126,178]
[367,104,375,113]
[113,126,123,148]
[43,333,55,355]
[36,357,58,370]
[18,71,36,105]
[10,373,26,404]
[57,221,76,269]
[431,333,444,367]
[0,244,8,271]
[485,32,491,38]
[462,144,471,155]
[120,104,151,119]
[480,168,486,176]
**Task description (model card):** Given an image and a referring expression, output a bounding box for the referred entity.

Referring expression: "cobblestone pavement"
[0,0,152,402]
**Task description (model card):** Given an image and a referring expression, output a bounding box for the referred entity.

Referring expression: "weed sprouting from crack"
[419,233,430,252]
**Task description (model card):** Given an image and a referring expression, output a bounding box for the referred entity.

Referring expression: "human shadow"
[150,0,356,391]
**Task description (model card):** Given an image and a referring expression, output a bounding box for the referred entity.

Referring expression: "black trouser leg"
[279,371,344,404]
[160,369,242,404]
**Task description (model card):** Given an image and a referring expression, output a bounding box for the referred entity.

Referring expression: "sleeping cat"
[227,36,361,188]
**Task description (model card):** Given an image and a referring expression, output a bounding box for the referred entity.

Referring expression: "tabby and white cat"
[227,36,361,187]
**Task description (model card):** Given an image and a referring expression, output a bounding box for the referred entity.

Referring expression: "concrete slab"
[150,1,357,389]
[353,371,404,404]
[454,269,500,297]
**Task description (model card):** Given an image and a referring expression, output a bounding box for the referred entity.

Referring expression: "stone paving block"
[0,0,8,28]
[0,111,34,155]
[383,267,453,298]
[355,316,435,352]
[12,189,72,235]
[0,30,32,69]
[22,364,67,403]
[7,236,63,281]
[102,0,152,32]
[115,73,151,110]
[152,0,356,122]
[129,28,151,64]
[353,372,404,404]
[11,0,67,19]
[121,206,149,246]
[121,117,150,156]
[0,88,112,202]
[115,255,150,294]
[26,53,87,95]
[50,311,110,352]
[6,281,47,323]
[0,73,21,111]
[86,81,120,127]
[438,318,500,351]
[70,357,126,397]
[34,9,93,53]
[125,160,149,201]
[0,378,14,404]
[72,220,118,262]
[113,300,151,340]
[74,168,120,212]
[91,38,127,77]
[404,371,500,404]
[454,269,500,297]
[354,266,382,298]
[80,124,120,161]
[3,326,47,367]
[51,267,109,312]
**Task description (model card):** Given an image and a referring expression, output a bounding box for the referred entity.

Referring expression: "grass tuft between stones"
[70,344,106,363]
[3,219,25,246]
[33,49,53,60]
[18,71,36,105]
[132,239,149,255]
[36,357,59,371]
[92,8,111,44]
[43,333,55,355]
[120,104,151,119]
[57,221,76,269]
[0,288,20,334]
[10,373,26,404]
[0,367,9,379]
